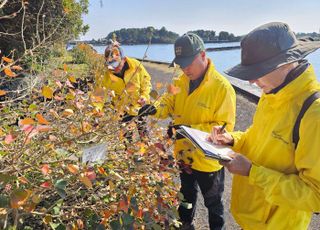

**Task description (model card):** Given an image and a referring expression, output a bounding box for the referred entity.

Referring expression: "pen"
[219,122,227,133]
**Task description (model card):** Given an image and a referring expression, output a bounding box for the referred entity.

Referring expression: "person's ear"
[200,51,206,60]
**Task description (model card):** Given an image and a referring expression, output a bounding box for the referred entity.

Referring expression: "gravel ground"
[142,61,320,230]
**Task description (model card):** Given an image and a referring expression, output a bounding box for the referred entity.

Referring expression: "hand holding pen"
[218,122,227,134]
[208,122,234,146]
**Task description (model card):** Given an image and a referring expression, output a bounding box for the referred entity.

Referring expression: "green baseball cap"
[170,33,205,68]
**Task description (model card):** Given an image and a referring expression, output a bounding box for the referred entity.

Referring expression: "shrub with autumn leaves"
[0,44,183,229]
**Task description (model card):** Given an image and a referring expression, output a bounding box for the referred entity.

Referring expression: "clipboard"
[177,125,232,161]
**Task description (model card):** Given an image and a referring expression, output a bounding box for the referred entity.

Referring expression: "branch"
[0,0,8,9]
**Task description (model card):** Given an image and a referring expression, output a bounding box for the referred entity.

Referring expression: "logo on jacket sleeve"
[197,102,211,109]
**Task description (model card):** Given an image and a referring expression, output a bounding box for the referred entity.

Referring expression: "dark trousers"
[178,167,225,230]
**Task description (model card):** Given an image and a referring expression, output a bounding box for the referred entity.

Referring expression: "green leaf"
[54,179,67,190]
[121,213,134,226]
[151,223,162,230]
[28,103,37,111]
[0,151,7,157]
[130,197,138,211]
[49,223,66,230]
[53,199,63,214]
[0,173,16,183]
[96,224,106,230]
[0,195,9,208]
[56,188,66,199]
[110,219,121,230]
[55,224,66,230]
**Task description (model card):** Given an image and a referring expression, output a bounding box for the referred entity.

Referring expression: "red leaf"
[119,199,128,212]
[41,164,50,175]
[85,170,96,181]
[40,181,51,188]
[4,134,15,144]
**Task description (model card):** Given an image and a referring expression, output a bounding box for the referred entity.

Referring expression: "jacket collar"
[269,60,309,94]
[261,64,319,106]
[181,58,216,86]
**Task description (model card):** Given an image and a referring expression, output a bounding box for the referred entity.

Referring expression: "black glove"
[138,104,157,117]
[167,124,185,140]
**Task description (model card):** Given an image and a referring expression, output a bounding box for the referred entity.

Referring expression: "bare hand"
[219,152,252,176]
[207,125,234,145]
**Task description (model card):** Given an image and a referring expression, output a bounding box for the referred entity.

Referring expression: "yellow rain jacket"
[230,65,320,229]
[98,57,151,116]
[155,59,236,172]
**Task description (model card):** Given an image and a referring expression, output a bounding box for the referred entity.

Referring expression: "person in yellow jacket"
[140,33,236,229]
[209,22,320,230]
[100,40,152,141]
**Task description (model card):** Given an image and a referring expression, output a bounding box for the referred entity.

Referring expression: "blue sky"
[81,0,320,40]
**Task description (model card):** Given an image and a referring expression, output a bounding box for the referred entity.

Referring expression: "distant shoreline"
[68,40,240,46]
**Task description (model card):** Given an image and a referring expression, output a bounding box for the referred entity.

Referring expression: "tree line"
[85,27,320,45]
[87,27,242,45]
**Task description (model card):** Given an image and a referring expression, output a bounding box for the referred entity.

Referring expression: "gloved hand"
[167,124,185,140]
[138,104,157,117]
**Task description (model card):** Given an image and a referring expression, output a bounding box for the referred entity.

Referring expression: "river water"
[93,42,320,81]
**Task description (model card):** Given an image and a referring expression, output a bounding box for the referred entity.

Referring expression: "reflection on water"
[93,43,320,80]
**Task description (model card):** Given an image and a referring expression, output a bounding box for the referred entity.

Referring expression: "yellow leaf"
[43,215,52,224]
[18,176,29,184]
[42,86,53,99]
[0,90,6,96]
[11,65,23,71]
[67,164,79,174]
[62,109,74,117]
[92,87,105,102]
[36,114,50,125]
[49,109,60,119]
[79,174,92,189]
[149,89,159,99]
[167,84,181,95]
[2,56,13,63]
[32,194,41,204]
[156,82,163,89]
[4,68,16,77]
[63,63,68,72]
[126,82,136,93]
[10,189,31,209]
[82,121,92,133]
[20,118,35,125]
[64,7,70,14]
[109,180,115,191]
[66,92,75,100]
[0,208,7,215]
[69,75,77,83]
